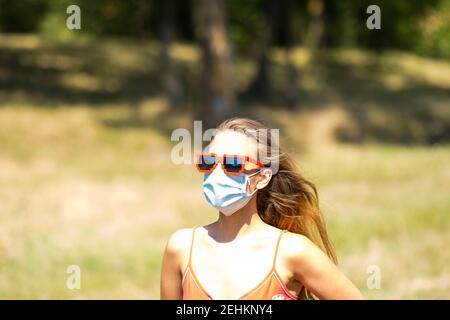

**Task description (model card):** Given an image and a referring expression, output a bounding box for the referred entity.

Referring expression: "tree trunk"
[193,0,234,128]
[306,0,325,49]
[246,0,278,99]
[284,0,299,109]
[160,0,183,108]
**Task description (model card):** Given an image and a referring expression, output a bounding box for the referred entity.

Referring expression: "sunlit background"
[0,0,449,299]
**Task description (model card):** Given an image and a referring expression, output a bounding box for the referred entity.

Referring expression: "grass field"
[0,34,449,299]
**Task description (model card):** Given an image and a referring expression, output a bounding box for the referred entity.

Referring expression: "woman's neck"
[212,197,266,242]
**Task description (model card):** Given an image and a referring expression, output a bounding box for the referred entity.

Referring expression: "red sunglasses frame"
[195,152,269,175]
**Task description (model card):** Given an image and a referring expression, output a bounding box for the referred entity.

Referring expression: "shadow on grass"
[0,44,161,107]
[241,52,449,144]
[0,36,448,144]
[318,58,449,144]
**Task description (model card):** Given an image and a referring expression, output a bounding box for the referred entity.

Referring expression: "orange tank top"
[182,227,299,300]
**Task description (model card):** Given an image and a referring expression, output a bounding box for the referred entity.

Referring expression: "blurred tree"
[159,0,183,108]
[193,0,234,127]
[135,0,152,39]
[323,0,358,48]
[0,0,49,32]
[0,0,447,59]
[418,0,450,60]
[357,0,441,51]
[283,0,300,109]
[245,0,279,99]
[306,0,324,49]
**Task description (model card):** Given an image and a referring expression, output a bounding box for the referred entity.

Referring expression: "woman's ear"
[256,168,272,190]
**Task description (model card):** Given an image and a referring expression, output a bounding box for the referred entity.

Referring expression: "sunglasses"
[195,153,269,175]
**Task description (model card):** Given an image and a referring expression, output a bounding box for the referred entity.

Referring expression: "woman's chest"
[188,244,280,299]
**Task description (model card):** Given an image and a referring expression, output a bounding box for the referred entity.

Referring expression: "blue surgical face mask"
[202,165,261,216]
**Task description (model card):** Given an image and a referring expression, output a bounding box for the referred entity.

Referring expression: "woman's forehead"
[207,130,257,157]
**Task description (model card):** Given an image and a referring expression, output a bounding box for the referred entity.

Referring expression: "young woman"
[161,118,363,300]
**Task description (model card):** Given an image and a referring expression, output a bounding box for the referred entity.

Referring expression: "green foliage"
[416,0,450,60]
[38,0,160,38]
[422,23,450,60]
[0,0,49,32]
[39,0,78,41]
[324,0,359,47]
[357,0,423,49]
[226,0,264,54]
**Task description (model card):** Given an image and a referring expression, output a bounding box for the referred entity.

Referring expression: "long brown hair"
[217,117,337,300]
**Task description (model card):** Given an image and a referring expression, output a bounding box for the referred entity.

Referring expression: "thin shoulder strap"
[272,229,287,270]
[188,227,197,267]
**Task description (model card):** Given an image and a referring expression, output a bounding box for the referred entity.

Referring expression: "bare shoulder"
[279,231,317,261]
[165,227,194,254]
[163,227,196,272]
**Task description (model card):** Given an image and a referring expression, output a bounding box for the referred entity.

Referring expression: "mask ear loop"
[245,169,262,196]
